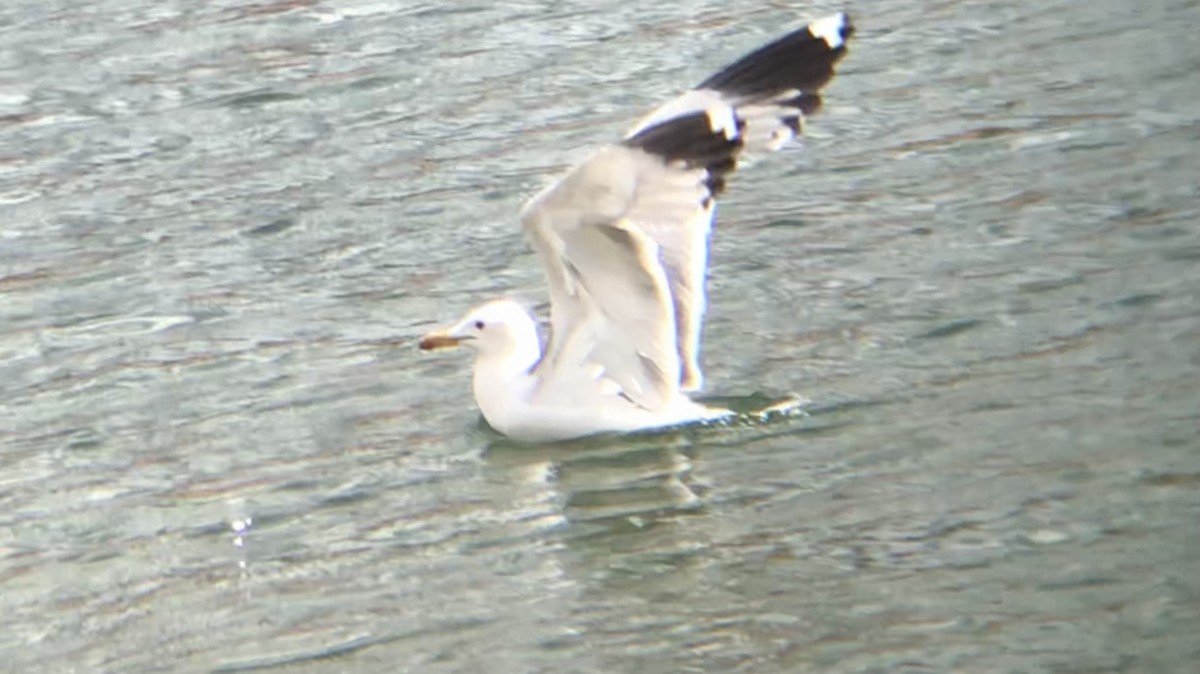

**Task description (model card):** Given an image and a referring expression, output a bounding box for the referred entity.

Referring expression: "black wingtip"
[625,113,743,162]
[696,12,854,99]
[624,112,744,197]
[622,13,854,198]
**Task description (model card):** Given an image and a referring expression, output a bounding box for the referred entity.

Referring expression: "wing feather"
[517,13,854,405]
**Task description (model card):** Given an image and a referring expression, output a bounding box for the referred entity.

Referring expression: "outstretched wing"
[521,147,691,411]
[626,13,853,391]
[520,13,854,409]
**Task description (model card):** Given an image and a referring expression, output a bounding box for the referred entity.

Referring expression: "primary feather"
[423,13,855,441]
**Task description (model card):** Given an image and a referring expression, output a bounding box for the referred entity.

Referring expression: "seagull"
[419,12,854,442]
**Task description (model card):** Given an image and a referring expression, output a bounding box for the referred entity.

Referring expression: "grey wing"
[622,12,854,390]
[520,147,687,411]
[519,12,854,404]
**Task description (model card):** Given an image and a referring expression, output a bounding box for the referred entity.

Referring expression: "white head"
[419,299,542,370]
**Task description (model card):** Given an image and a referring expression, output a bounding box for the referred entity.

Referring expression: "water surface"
[2,0,1198,672]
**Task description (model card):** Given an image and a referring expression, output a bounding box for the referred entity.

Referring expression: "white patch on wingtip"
[808,13,846,49]
[705,104,739,140]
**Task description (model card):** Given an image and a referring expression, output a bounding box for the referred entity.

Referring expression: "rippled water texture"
[3,0,1198,672]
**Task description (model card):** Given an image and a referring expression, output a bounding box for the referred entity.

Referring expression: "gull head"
[419,299,541,364]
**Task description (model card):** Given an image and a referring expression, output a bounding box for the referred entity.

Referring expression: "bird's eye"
[474,320,485,330]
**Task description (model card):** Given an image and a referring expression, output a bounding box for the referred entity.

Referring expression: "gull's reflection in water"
[484,429,703,525]
[480,392,809,524]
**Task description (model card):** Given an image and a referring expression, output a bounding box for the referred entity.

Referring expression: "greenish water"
[2,0,1198,672]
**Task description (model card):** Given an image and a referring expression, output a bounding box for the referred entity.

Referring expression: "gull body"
[420,299,722,442]
[420,13,855,442]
